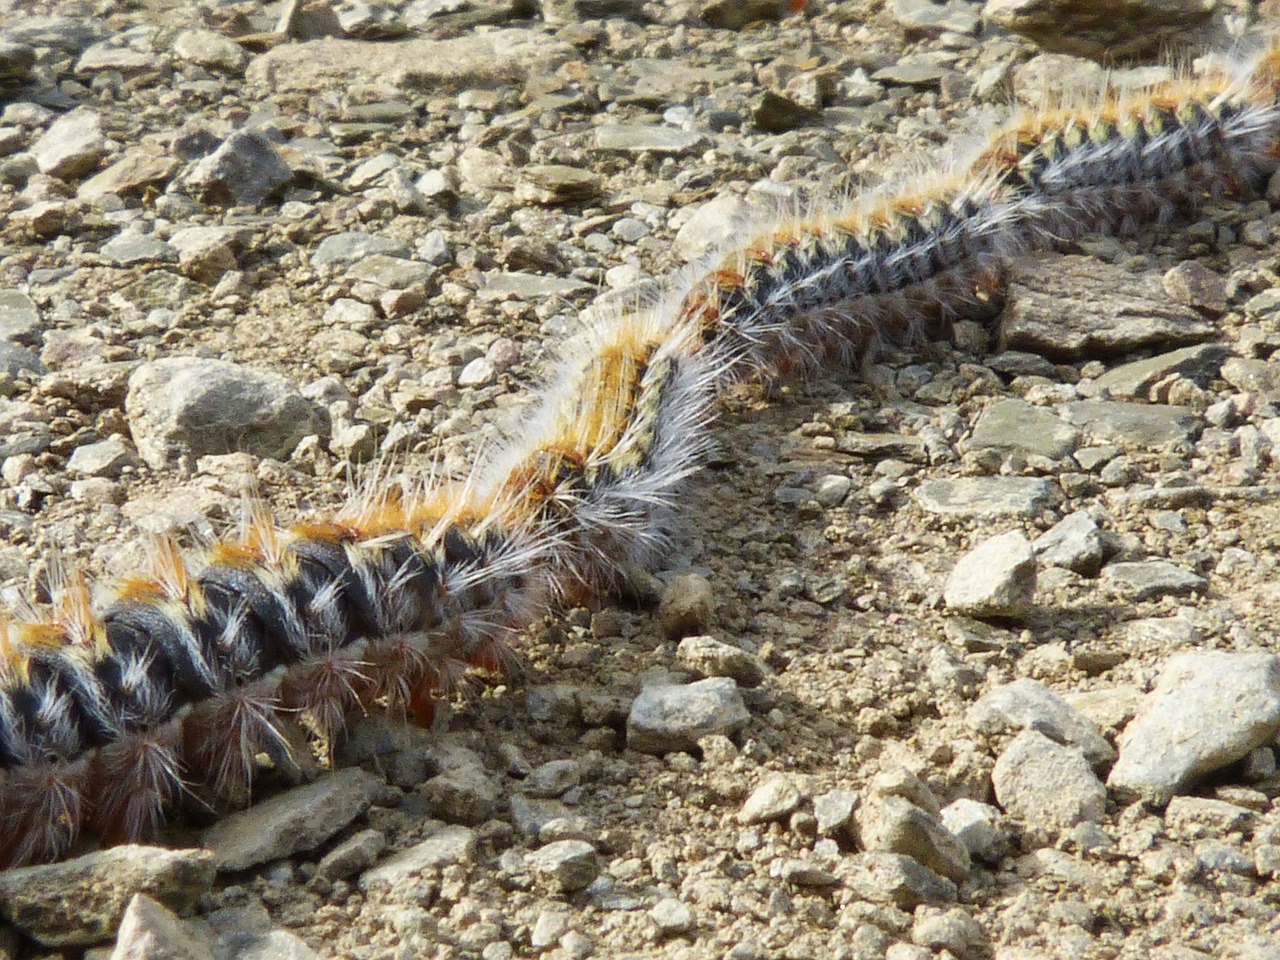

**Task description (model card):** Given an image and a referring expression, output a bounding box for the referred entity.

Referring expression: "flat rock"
[360,826,478,891]
[0,290,40,345]
[677,634,765,686]
[67,434,140,478]
[313,231,412,268]
[1220,357,1280,402]
[968,677,1115,768]
[1059,400,1200,448]
[527,839,601,893]
[246,30,575,93]
[1093,343,1228,399]
[738,775,804,824]
[999,256,1214,361]
[594,124,711,155]
[856,795,972,882]
[993,731,1106,830]
[172,28,249,74]
[983,0,1216,60]
[31,107,107,179]
[0,846,214,947]
[1032,511,1104,576]
[125,357,329,469]
[871,60,954,88]
[109,894,213,960]
[967,399,1079,459]
[699,0,791,27]
[79,146,180,201]
[890,0,981,34]
[203,768,384,871]
[477,272,592,300]
[913,476,1058,519]
[1101,560,1206,600]
[627,677,749,754]
[843,852,957,908]
[1108,651,1280,805]
[943,531,1036,619]
[101,232,178,266]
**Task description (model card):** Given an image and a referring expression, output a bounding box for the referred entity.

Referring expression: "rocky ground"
[2,0,1280,958]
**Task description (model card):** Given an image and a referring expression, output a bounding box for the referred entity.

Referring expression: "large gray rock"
[360,826,478,891]
[943,531,1036,619]
[1059,401,1200,448]
[967,399,1079,460]
[983,0,1216,60]
[914,477,1059,520]
[993,730,1107,830]
[181,131,292,207]
[125,357,328,468]
[0,846,214,947]
[627,677,749,754]
[1033,511,1104,576]
[999,256,1214,361]
[109,894,214,960]
[968,678,1114,768]
[202,768,384,871]
[31,107,107,179]
[1109,652,1280,805]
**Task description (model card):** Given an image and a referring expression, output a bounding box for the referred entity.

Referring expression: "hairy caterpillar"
[2,34,1279,869]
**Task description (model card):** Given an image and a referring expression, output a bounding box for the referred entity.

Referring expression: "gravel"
[4,2,1280,958]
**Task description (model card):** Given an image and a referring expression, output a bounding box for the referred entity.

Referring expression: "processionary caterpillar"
[2,33,1279,868]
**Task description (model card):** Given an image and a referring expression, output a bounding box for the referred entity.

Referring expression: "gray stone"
[527,839,600,893]
[125,357,329,469]
[871,60,954,88]
[968,678,1114,768]
[360,826,478,891]
[1221,358,1280,401]
[246,30,576,93]
[1101,560,1206,600]
[1000,256,1214,361]
[76,39,153,73]
[1165,796,1257,838]
[855,795,971,882]
[627,677,750,754]
[967,399,1079,460]
[235,930,321,960]
[346,255,434,289]
[913,477,1058,520]
[1060,400,1200,448]
[843,852,957,907]
[1032,511,1104,576]
[101,232,179,266]
[313,231,412,268]
[0,845,214,947]
[738,775,804,824]
[0,290,40,345]
[79,147,180,201]
[172,28,248,73]
[167,226,244,284]
[939,799,1007,865]
[7,16,108,52]
[338,2,411,38]
[1108,651,1280,805]
[911,907,984,956]
[658,574,715,639]
[674,193,757,261]
[515,164,601,204]
[31,108,107,179]
[1,341,49,377]
[594,124,710,155]
[477,272,592,300]
[203,768,383,871]
[814,789,860,838]
[890,0,981,34]
[676,635,766,687]
[182,131,292,207]
[943,531,1036,619]
[420,742,501,824]
[1162,261,1228,314]
[992,730,1107,829]
[67,434,140,478]
[109,894,213,960]
[316,829,386,881]
[457,357,496,388]
[983,0,1216,60]
[524,760,581,799]
[650,898,694,936]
